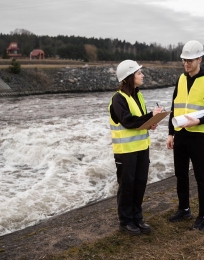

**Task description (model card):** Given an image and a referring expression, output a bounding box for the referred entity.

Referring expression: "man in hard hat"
[109,60,162,235]
[166,40,204,230]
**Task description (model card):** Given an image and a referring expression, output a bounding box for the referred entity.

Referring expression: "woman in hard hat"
[166,40,204,231]
[109,60,162,235]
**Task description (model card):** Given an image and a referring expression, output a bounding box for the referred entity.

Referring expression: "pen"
[156,102,166,111]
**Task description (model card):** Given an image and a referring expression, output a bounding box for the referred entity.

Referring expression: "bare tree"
[10,28,34,35]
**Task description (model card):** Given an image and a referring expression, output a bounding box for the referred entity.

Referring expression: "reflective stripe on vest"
[112,132,149,144]
[109,91,150,154]
[174,103,204,110]
[174,74,204,132]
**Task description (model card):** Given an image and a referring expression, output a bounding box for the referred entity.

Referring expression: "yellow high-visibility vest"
[174,73,204,132]
[109,90,150,154]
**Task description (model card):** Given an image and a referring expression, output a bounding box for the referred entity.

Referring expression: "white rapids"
[0,87,175,236]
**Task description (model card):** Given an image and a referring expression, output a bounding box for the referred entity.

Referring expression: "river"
[0,87,175,236]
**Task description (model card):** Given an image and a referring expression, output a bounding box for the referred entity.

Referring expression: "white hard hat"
[116,60,142,82]
[180,40,204,59]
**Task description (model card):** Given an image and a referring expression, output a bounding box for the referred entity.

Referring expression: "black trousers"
[114,148,149,225]
[174,135,204,216]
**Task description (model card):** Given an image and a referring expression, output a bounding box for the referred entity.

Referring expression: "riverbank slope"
[0,61,183,96]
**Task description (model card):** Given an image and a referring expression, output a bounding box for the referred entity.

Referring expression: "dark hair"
[117,73,135,96]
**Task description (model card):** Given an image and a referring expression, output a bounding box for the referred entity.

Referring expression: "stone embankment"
[0,65,183,97]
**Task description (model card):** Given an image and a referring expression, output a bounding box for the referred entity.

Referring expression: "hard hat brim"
[180,52,204,59]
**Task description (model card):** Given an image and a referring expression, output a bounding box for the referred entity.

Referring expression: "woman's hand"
[153,107,163,116]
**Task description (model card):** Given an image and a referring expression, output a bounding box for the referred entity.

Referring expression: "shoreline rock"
[0,66,183,97]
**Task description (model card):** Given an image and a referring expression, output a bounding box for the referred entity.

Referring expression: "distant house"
[6,42,21,58]
[30,49,45,59]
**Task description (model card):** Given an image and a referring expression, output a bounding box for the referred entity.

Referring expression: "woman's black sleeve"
[110,93,153,129]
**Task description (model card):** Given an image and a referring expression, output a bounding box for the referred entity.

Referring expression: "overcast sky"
[1,0,204,47]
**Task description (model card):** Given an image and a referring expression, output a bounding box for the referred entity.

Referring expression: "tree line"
[0,28,184,62]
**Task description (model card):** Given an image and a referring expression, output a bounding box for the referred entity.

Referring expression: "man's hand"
[166,135,174,149]
[182,115,200,128]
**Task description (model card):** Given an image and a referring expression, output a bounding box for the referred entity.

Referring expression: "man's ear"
[199,57,202,63]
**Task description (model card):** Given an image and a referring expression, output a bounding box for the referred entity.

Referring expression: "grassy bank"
[44,197,204,260]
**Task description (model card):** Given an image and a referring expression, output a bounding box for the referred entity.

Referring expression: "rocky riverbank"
[0,65,183,96]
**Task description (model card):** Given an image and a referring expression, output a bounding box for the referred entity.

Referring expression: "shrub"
[6,76,11,82]
[2,49,9,59]
[8,58,21,74]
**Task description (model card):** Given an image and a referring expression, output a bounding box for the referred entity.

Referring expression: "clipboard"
[137,111,171,130]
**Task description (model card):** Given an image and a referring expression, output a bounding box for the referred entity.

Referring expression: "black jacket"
[168,68,204,136]
[110,88,153,129]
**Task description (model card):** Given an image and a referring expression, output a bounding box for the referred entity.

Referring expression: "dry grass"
[0,59,183,69]
[0,64,70,69]
[44,198,204,260]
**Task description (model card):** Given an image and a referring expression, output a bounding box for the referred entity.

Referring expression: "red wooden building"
[30,49,45,59]
[6,42,22,58]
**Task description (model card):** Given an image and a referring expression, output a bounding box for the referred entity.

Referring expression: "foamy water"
[0,88,174,236]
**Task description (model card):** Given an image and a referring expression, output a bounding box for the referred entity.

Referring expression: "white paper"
[172,110,204,127]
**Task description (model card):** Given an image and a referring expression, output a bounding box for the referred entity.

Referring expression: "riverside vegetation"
[0,30,185,62]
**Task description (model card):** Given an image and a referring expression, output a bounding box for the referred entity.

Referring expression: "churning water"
[0,87,174,236]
